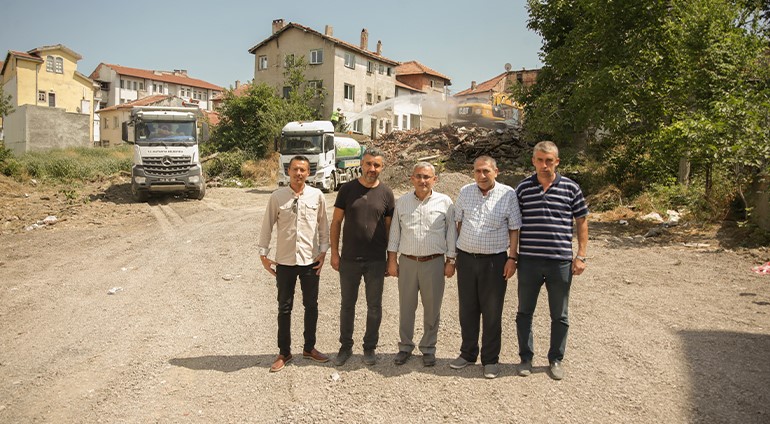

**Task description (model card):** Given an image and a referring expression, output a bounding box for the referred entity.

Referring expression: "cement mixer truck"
[277,121,363,192]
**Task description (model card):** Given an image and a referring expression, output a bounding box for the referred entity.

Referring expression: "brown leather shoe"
[269,354,293,372]
[303,348,330,363]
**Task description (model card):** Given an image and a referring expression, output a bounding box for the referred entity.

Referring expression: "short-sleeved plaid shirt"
[455,182,522,254]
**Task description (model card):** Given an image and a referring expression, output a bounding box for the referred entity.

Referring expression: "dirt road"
[1,186,769,423]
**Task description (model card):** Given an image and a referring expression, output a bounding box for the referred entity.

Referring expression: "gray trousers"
[397,255,445,355]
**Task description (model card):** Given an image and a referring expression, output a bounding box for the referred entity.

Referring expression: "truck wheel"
[131,185,149,202]
[189,184,206,200]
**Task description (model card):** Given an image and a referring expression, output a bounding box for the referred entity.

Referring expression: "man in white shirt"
[258,156,330,372]
[387,162,457,367]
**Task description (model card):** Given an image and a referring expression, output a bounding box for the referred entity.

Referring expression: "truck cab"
[122,106,207,202]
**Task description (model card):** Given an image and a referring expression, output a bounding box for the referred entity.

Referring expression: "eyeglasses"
[292,197,298,214]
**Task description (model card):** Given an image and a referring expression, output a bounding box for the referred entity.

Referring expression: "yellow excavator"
[454,92,523,128]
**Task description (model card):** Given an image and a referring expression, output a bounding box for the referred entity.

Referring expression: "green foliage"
[522,0,770,221]
[203,149,257,179]
[2,146,132,182]
[208,56,322,158]
[0,82,13,118]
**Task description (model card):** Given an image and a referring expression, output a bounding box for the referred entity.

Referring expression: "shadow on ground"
[679,330,770,423]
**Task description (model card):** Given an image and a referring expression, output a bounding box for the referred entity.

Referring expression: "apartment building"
[249,19,400,139]
[454,67,540,104]
[395,60,452,130]
[89,63,223,112]
[0,44,98,154]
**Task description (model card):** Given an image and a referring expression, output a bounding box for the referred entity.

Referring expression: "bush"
[3,146,133,183]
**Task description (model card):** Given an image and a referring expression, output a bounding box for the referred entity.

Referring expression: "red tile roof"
[248,22,400,66]
[97,95,175,112]
[396,60,451,82]
[92,63,223,91]
[395,80,425,93]
[454,72,507,97]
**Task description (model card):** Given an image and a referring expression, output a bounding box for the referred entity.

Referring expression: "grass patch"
[1,146,133,183]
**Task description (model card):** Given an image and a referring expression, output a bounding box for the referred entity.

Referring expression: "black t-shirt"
[334,179,395,261]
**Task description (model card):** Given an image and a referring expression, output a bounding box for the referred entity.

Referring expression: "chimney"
[272,19,285,34]
[360,29,369,50]
[376,40,382,55]
[471,81,477,90]
[174,69,188,76]
[325,25,333,36]
[235,80,240,89]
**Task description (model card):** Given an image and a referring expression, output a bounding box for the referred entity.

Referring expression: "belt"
[457,249,505,258]
[401,253,443,262]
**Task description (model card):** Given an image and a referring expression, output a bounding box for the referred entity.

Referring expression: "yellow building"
[0,44,98,155]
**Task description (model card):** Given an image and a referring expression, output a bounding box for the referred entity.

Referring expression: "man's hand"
[260,255,277,277]
[444,262,455,278]
[386,260,399,278]
[572,258,587,276]
[330,251,340,272]
[503,259,517,280]
[313,252,327,276]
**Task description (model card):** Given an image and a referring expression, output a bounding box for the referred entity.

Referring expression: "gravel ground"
[1,180,769,423]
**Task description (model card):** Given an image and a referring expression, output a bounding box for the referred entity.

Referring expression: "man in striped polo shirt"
[515,141,589,380]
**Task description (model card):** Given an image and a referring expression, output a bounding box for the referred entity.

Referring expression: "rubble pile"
[368,124,530,167]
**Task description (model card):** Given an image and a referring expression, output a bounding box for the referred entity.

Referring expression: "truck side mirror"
[199,123,210,142]
[121,122,131,143]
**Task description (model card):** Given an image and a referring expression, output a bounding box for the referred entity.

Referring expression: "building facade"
[0,45,98,154]
[395,60,452,129]
[89,64,222,112]
[249,19,400,139]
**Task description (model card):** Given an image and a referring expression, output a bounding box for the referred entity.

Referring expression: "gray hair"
[363,147,385,159]
[412,161,436,175]
[533,141,559,158]
[474,155,497,169]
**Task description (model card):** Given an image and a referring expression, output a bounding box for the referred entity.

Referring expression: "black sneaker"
[333,349,352,366]
[363,349,376,365]
[422,353,436,367]
[393,351,411,365]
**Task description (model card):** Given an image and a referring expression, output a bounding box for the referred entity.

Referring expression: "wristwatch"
[575,255,587,263]
[446,257,456,265]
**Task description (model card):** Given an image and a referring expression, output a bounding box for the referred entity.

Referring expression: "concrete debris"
[42,216,58,225]
[641,212,664,222]
[107,287,123,295]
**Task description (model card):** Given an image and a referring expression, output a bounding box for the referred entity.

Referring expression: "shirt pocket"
[302,202,319,221]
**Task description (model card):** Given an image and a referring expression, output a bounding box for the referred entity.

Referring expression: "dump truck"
[277,120,363,192]
[121,106,208,202]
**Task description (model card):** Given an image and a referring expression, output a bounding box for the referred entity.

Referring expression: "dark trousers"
[276,263,319,356]
[516,256,572,363]
[338,258,386,351]
[455,250,508,365]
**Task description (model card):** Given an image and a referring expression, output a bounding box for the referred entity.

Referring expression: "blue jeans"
[338,259,386,351]
[276,263,320,356]
[516,256,572,363]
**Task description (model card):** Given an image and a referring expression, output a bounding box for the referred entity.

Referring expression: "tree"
[0,82,13,118]
[209,57,320,157]
[522,0,770,223]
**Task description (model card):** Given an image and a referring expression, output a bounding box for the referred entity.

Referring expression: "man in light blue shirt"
[387,162,457,367]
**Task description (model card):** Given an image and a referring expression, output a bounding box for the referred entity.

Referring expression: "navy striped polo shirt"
[515,173,588,261]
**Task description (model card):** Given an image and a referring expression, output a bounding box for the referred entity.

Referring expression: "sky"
[0,0,543,95]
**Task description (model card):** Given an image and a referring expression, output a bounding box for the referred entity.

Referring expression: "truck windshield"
[279,135,323,154]
[137,122,196,145]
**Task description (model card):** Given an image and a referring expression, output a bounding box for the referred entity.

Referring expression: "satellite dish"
[504,63,512,71]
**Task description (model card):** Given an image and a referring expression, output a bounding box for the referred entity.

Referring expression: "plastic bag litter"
[751,262,770,275]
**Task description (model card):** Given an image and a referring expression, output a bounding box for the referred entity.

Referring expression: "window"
[38,91,46,102]
[55,57,63,74]
[310,49,323,64]
[377,95,382,103]
[120,79,125,89]
[284,54,295,67]
[344,83,355,101]
[153,83,158,92]
[378,63,384,75]
[258,55,268,70]
[353,119,362,133]
[99,82,110,91]
[282,86,291,98]
[366,90,373,105]
[402,115,408,129]
[133,81,137,90]
[139,82,144,90]
[104,118,108,129]
[386,67,392,76]
[367,61,374,74]
[46,56,54,72]
[379,119,384,130]
[344,52,355,69]
[307,80,322,96]
[48,92,56,107]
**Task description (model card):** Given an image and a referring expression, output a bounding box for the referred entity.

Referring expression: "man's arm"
[503,229,519,279]
[572,216,588,275]
[330,207,345,271]
[386,207,401,278]
[258,194,278,277]
[313,194,330,275]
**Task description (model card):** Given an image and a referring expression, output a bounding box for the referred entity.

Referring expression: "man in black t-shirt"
[330,147,395,366]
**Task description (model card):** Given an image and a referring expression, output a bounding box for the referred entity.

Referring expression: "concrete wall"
[5,104,90,155]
